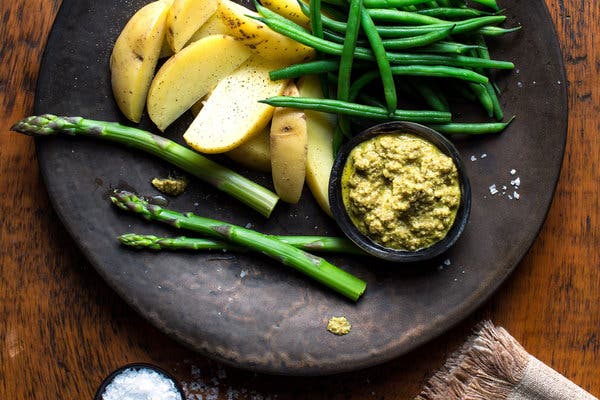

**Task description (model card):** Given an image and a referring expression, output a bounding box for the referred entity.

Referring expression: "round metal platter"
[34,0,567,375]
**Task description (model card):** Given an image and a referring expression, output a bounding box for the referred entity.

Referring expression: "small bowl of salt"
[94,363,184,400]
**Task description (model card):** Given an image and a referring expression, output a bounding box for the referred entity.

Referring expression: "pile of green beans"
[256,0,519,145]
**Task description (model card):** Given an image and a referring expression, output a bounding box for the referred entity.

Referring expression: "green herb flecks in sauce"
[342,133,460,251]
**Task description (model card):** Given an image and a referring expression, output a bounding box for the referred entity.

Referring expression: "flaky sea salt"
[101,367,182,400]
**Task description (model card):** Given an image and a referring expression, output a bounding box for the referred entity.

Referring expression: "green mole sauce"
[341,133,461,251]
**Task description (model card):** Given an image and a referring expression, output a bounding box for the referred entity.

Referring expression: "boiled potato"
[225,128,272,172]
[260,0,309,28]
[270,83,307,204]
[217,0,315,63]
[166,0,218,52]
[147,34,252,131]
[110,0,171,123]
[188,13,229,42]
[189,96,271,171]
[183,56,289,154]
[298,75,337,216]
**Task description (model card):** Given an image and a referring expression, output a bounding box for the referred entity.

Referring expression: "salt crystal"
[517,81,523,88]
[512,177,521,186]
[240,270,248,278]
[489,184,498,195]
[101,367,182,400]
[470,155,477,161]
[510,169,516,175]
[443,259,451,266]
[514,191,520,200]
[480,153,487,158]
[245,223,253,229]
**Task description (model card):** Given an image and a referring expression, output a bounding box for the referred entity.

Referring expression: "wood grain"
[0,0,598,398]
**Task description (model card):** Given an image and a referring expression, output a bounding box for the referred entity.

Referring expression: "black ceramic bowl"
[94,363,185,400]
[329,121,471,263]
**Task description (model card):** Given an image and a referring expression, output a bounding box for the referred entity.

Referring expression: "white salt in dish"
[95,363,184,400]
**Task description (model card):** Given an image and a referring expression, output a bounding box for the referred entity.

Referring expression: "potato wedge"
[166,0,218,52]
[261,0,309,28]
[110,0,171,123]
[183,56,289,153]
[298,75,337,216]
[188,13,229,42]
[270,83,307,204]
[217,0,315,63]
[225,127,272,172]
[147,34,252,131]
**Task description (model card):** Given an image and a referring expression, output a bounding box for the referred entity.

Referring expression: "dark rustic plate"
[34,0,567,375]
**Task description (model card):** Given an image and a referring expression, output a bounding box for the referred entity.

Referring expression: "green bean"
[323,29,368,45]
[471,37,503,120]
[411,80,450,112]
[483,82,503,120]
[366,8,448,25]
[362,0,437,7]
[392,65,489,82]
[358,93,387,108]
[310,0,324,38]
[254,15,514,69]
[310,9,506,38]
[416,41,483,54]
[468,83,494,117]
[260,96,453,123]
[308,0,331,98]
[272,59,489,83]
[374,15,506,37]
[321,0,347,6]
[380,25,455,50]
[299,1,508,38]
[337,0,363,103]
[477,25,522,36]
[470,0,499,11]
[429,117,514,134]
[337,0,363,136]
[360,7,397,114]
[348,71,380,101]
[416,7,490,19]
[332,124,345,157]
[269,60,339,80]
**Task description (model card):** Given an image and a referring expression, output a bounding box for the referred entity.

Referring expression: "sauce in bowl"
[341,133,461,251]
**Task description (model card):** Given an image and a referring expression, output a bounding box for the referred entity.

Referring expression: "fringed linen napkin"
[416,321,597,400]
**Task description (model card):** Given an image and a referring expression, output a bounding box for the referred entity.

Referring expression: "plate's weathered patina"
[35,0,567,375]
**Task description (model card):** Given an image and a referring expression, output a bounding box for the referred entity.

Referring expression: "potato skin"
[260,0,310,28]
[217,0,315,63]
[270,83,308,204]
[110,0,171,123]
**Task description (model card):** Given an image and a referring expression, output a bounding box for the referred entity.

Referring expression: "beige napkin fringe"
[416,321,597,400]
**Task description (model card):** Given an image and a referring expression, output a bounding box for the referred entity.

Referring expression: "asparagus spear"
[111,191,367,301]
[118,233,365,254]
[11,115,279,217]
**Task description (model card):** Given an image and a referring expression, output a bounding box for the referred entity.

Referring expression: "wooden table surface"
[1,1,598,398]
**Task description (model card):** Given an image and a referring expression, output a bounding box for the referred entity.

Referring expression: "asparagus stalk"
[118,233,365,254]
[111,191,367,301]
[11,115,279,217]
